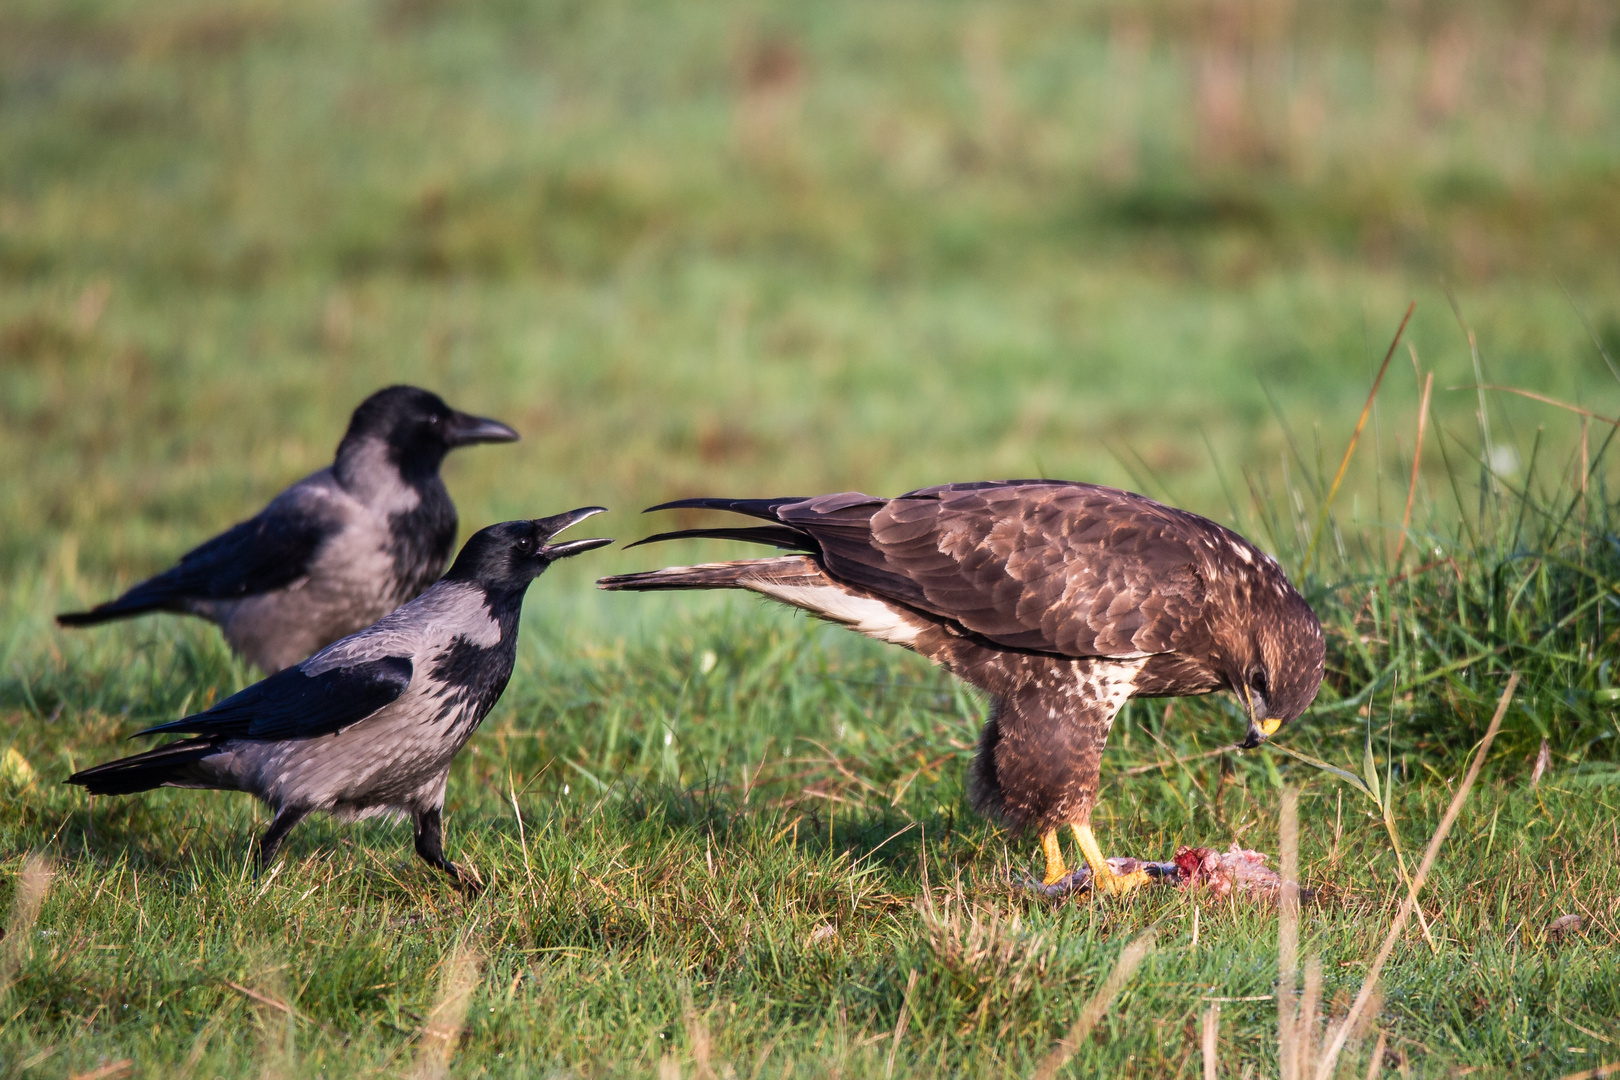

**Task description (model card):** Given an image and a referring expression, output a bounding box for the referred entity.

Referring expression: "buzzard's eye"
[1249,669,1269,697]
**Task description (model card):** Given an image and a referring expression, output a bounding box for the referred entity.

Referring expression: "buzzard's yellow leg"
[1071,823,1152,895]
[1041,829,1069,886]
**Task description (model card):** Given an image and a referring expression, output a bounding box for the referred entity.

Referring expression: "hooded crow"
[58,386,520,673]
[67,509,611,891]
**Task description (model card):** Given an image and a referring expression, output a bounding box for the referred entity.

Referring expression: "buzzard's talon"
[1017,858,1182,898]
[1040,828,1070,886]
[1022,866,1093,897]
[1023,827,1181,898]
[1091,862,1154,896]
[1072,824,1160,898]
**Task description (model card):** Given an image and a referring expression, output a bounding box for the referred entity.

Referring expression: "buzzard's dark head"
[1229,578,1326,749]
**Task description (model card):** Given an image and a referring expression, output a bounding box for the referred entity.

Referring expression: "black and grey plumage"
[599,480,1325,895]
[67,510,611,890]
[58,386,520,674]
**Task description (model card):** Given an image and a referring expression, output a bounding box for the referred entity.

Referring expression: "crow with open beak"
[67,511,611,892]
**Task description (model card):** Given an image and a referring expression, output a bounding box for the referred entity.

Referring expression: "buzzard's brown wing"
[775,481,1212,659]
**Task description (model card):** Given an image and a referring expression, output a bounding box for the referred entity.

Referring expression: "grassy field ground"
[3,0,1620,1076]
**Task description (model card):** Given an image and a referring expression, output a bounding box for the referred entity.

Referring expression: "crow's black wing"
[136,656,413,742]
[58,484,341,625]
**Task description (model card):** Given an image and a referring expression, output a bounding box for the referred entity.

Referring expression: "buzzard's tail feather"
[598,556,821,592]
[67,738,225,796]
[643,496,807,520]
[625,526,813,552]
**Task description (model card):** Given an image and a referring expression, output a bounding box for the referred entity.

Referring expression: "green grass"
[3,0,1620,1076]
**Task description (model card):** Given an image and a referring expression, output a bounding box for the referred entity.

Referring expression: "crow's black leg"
[414,808,481,894]
[256,806,310,875]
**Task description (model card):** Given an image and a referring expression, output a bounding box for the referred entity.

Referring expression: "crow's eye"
[516,535,535,555]
[1249,669,1269,697]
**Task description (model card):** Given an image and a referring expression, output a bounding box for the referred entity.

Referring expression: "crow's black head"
[341,385,519,481]
[444,510,612,591]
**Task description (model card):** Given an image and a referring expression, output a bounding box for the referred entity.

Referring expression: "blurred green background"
[3,0,1618,594]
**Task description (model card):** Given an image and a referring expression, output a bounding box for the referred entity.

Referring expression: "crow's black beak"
[537,507,612,559]
[445,411,520,447]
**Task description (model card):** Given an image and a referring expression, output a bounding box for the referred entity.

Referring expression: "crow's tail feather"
[56,578,185,627]
[67,737,226,796]
[56,599,164,627]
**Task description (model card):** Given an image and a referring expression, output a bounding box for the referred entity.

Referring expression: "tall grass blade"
[1264,742,1378,803]
[410,943,484,1080]
[885,968,919,1080]
[0,854,51,995]
[1305,302,1414,566]
[1394,372,1434,566]
[1277,787,1300,1080]
[1202,1002,1220,1080]
[1314,673,1520,1079]
[1033,929,1157,1080]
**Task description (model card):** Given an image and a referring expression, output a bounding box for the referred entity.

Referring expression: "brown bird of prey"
[598,480,1324,896]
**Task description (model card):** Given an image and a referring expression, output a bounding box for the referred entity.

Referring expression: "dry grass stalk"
[1392,371,1434,566]
[1468,385,1619,428]
[225,981,323,1028]
[1033,928,1157,1080]
[174,1008,230,1080]
[1553,1062,1620,1080]
[1305,302,1415,565]
[684,985,719,1080]
[1297,956,1322,1077]
[249,969,295,1080]
[0,853,53,994]
[1313,673,1520,1079]
[410,942,484,1080]
[1531,739,1552,787]
[1277,787,1300,1080]
[1364,1030,1388,1080]
[884,968,919,1080]
[1202,1001,1220,1080]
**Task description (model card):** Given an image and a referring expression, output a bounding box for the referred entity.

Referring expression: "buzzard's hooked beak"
[1237,685,1283,749]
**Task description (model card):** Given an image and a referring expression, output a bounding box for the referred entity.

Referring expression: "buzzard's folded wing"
[781,482,1212,659]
